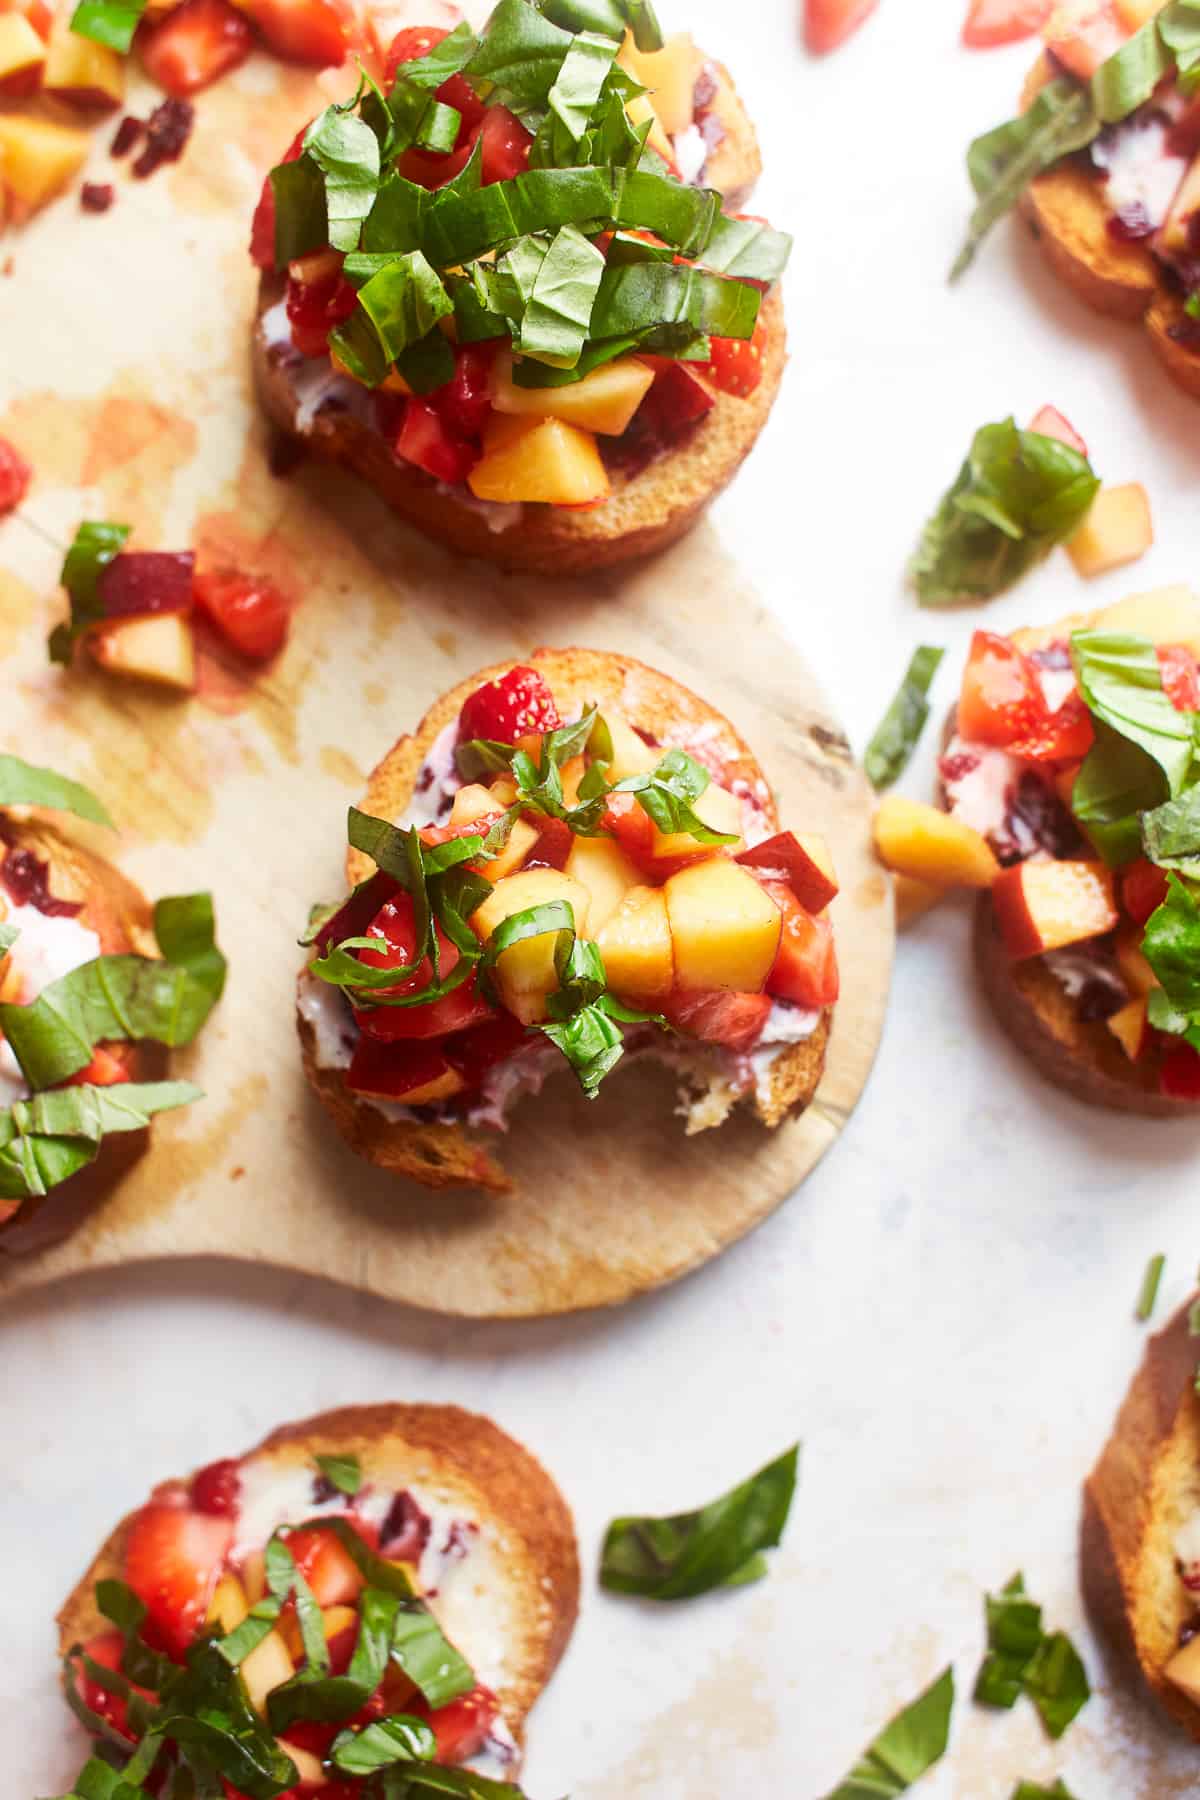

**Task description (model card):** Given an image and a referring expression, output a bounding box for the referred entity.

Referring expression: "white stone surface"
[4,4,1200,1798]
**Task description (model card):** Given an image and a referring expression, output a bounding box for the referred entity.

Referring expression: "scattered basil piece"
[153,893,227,1005]
[68,0,147,53]
[0,1081,200,1202]
[822,1666,955,1799]
[1011,1783,1079,1800]
[1137,1252,1166,1320]
[1024,1631,1090,1740]
[0,755,114,828]
[974,1573,1043,1710]
[600,1444,798,1600]
[910,418,1100,605]
[864,647,944,791]
[330,1713,437,1775]
[952,79,1098,280]
[50,521,131,665]
[315,1451,362,1495]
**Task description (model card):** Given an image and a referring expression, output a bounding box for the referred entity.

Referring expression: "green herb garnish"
[1011,1783,1080,1800]
[600,1444,798,1599]
[0,755,114,828]
[0,1081,201,1203]
[68,0,147,53]
[822,1666,954,1799]
[910,418,1099,605]
[49,521,131,665]
[315,1451,362,1495]
[1137,1253,1166,1320]
[974,1573,1090,1740]
[864,647,944,791]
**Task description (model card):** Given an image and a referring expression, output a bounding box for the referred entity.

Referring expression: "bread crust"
[301,646,832,1192]
[254,282,786,574]
[56,1402,581,1758]
[1018,56,1200,399]
[696,57,762,210]
[1082,1301,1200,1740]
[0,817,161,1253]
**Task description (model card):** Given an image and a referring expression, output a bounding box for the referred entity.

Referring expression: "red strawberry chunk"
[352,893,494,1042]
[241,0,350,66]
[705,316,768,398]
[663,989,771,1052]
[76,1632,150,1743]
[191,1456,242,1516]
[138,0,253,97]
[62,1045,130,1088]
[1161,1041,1200,1100]
[0,436,31,514]
[434,342,498,442]
[1121,857,1169,926]
[458,665,561,745]
[194,569,290,661]
[804,0,878,53]
[394,399,479,485]
[249,126,307,270]
[761,880,839,1008]
[412,1684,499,1764]
[1158,643,1200,713]
[125,1502,233,1658]
[283,1524,365,1605]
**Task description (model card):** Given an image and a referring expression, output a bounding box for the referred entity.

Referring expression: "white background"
[5,2,1200,1796]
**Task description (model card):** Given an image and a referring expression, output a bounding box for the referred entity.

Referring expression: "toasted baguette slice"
[1082,1301,1200,1740]
[939,599,1200,1117]
[255,284,786,575]
[1019,56,1200,401]
[300,647,832,1193]
[57,1402,580,1763]
[0,815,161,1252]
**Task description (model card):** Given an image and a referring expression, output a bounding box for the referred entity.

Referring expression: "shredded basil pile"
[953,0,1200,277]
[267,0,790,393]
[308,711,740,1097]
[974,1573,1090,1739]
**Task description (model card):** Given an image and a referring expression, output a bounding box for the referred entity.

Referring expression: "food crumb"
[229,1166,245,1181]
[81,183,115,213]
[111,115,145,158]
[133,97,195,178]
[1,256,14,278]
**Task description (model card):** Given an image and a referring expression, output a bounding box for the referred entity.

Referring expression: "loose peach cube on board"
[991,859,1119,959]
[1066,483,1153,578]
[872,796,1000,889]
[0,113,90,214]
[88,613,197,692]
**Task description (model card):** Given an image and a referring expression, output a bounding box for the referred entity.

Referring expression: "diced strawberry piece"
[1121,857,1169,925]
[285,269,358,358]
[705,316,768,398]
[458,665,561,745]
[395,399,479,485]
[477,104,531,184]
[353,893,493,1042]
[75,1631,158,1743]
[384,23,449,76]
[761,881,839,1008]
[1158,643,1200,713]
[193,569,290,661]
[663,988,772,1052]
[96,550,195,620]
[1007,688,1094,762]
[738,832,838,914]
[1028,403,1088,456]
[636,360,716,441]
[964,0,1053,45]
[125,1501,233,1659]
[314,870,399,956]
[526,815,573,870]
[1044,0,1129,81]
[63,1045,130,1087]
[958,630,1047,747]
[804,0,879,53]
[347,1034,461,1102]
[0,437,32,514]
[434,342,498,442]
[412,1685,499,1765]
[241,0,351,66]
[249,125,306,269]
[443,1012,529,1088]
[283,1525,365,1606]
[1161,1040,1200,1100]
[191,1457,241,1517]
[138,0,253,97]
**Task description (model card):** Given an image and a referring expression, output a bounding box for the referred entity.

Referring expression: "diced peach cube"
[872,796,1000,889]
[1066,484,1153,578]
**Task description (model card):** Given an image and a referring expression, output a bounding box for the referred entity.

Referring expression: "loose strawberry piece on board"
[964,0,1053,46]
[1028,403,1089,456]
[1157,643,1200,713]
[125,1502,233,1658]
[804,0,879,54]
[1121,857,1169,925]
[191,1456,242,1516]
[138,0,252,97]
[458,665,562,745]
[663,988,772,1052]
[240,0,350,66]
[193,569,290,661]
[958,630,1046,747]
[762,881,839,1008]
[705,316,768,398]
[0,436,32,514]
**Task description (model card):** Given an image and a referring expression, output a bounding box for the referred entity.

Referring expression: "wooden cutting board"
[0,59,892,1317]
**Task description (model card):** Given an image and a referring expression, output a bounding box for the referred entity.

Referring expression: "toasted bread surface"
[255,284,786,574]
[1082,1303,1200,1740]
[302,647,831,1192]
[0,817,160,1252]
[1018,56,1200,397]
[57,1402,580,1754]
[698,58,762,208]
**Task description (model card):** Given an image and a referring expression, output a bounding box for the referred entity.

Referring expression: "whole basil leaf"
[330,1713,437,1775]
[0,755,114,828]
[600,1444,798,1600]
[911,419,1099,605]
[822,1666,955,1800]
[0,1081,200,1201]
[50,521,131,664]
[952,79,1099,279]
[864,646,944,791]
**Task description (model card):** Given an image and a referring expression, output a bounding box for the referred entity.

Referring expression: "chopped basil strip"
[50,520,131,664]
[315,1450,362,1495]
[371,1767,528,1798]
[864,646,944,791]
[973,1572,1090,1740]
[330,1713,438,1775]
[600,1444,798,1600]
[613,746,739,845]
[1138,1252,1166,1320]
[389,1606,476,1708]
[0,892,224,1090]
[303,106,383,255]
[68,0,147,53]
[0,1081,200,1202]
[910,418,1100,605]
[1011,1783,1079,1800]
[0,755,114,828]
[822,1666,954,1799]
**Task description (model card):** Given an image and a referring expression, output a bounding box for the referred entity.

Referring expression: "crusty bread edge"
[1082,1302,1200,1741]
[56,1402,581,1757]
[300,646,831,1192]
